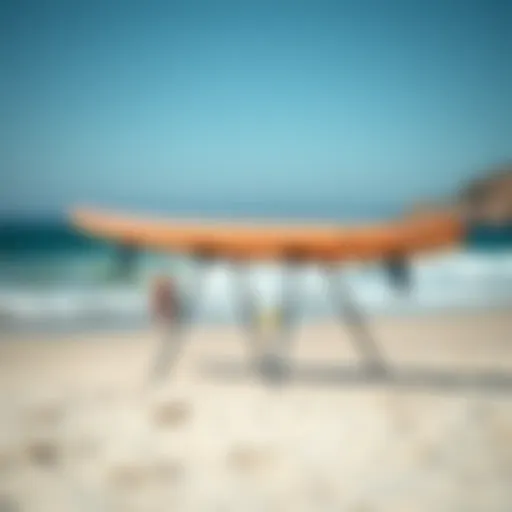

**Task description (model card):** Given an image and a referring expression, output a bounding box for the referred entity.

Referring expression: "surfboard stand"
[149,261,387,384]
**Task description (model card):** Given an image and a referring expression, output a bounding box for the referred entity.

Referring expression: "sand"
[1,310,512,511]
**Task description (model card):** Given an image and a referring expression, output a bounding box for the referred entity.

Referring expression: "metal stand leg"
[231,262,302,382]
[149,261,212,383]
[232,263,266,373]
[325,265,387,375]
[255,264,302,382]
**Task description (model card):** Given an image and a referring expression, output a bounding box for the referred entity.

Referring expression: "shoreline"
[1,303,512,342]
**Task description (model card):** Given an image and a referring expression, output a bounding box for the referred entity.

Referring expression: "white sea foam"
[0,251,511,326]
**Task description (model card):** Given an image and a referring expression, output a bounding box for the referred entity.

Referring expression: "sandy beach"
[1,310,512,511]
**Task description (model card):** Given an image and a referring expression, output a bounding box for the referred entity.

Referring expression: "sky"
[1,0,511,217]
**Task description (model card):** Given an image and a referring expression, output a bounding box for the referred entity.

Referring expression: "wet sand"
[1,311,512,511]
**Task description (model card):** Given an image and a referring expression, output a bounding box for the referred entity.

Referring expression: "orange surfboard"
[70,207,464,262]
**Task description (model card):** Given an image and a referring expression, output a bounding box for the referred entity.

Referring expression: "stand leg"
[257,264,302,382]
[149,262,211,383]
[325,265,387,375]
[232,263,265,372]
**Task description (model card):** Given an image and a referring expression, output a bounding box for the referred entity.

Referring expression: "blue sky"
[1,0,511,216]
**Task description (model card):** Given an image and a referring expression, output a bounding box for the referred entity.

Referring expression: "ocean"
[1,205,512,334]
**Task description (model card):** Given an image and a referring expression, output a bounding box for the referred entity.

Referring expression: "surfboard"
[70,207,464,262]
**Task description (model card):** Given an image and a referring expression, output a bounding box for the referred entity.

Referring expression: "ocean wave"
[1,250,512,327]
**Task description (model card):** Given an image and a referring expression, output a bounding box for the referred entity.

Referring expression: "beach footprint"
[146,390,192,429]
[227,445,272,473]
[24,434,62,468]
[108,461,150,490]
